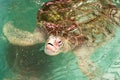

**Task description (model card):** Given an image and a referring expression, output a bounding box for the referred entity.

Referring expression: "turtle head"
[44,35,71,56]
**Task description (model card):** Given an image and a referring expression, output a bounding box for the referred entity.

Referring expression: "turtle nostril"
[48,43,54,46]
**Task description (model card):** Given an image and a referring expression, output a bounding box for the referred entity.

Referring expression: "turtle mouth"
[46,43,56,52]
[44,43,59,56]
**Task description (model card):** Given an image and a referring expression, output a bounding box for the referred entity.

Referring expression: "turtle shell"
[37,0,120,47]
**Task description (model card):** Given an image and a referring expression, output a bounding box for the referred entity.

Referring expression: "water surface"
[0,0,120,80]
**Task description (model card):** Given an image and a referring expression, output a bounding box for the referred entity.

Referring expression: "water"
[0,0,86,80]
[0,0,120,80]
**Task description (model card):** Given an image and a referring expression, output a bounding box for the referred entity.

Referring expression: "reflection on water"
[0,0,120,80]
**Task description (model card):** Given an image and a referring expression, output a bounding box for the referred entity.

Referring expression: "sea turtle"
[3,0,120,79]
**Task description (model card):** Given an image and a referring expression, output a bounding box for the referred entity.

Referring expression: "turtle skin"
[3,0,119,47]
[3,0,120,79]
[37,0,120,49]
[36,1,120,79]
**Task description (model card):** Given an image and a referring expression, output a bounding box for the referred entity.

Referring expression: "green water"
[0,0,120,80]
[0,0,86,80]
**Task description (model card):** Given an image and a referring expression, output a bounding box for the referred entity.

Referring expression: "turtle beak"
[44,41,59,56]
[44,35,62,56]
[44,44,60,56]
[46,43,56,52]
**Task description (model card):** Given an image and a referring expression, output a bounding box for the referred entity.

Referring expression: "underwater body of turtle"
[3,0,120,79]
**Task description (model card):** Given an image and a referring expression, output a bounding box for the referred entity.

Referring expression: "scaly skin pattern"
[37,0,120,49]
[36,0,120,79]
[3,0,119,80]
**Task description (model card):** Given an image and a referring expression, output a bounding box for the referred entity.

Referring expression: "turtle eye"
[58,40,63,46]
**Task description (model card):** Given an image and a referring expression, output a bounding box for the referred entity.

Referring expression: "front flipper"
[3,22,45,46]
[74,46,103,80]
